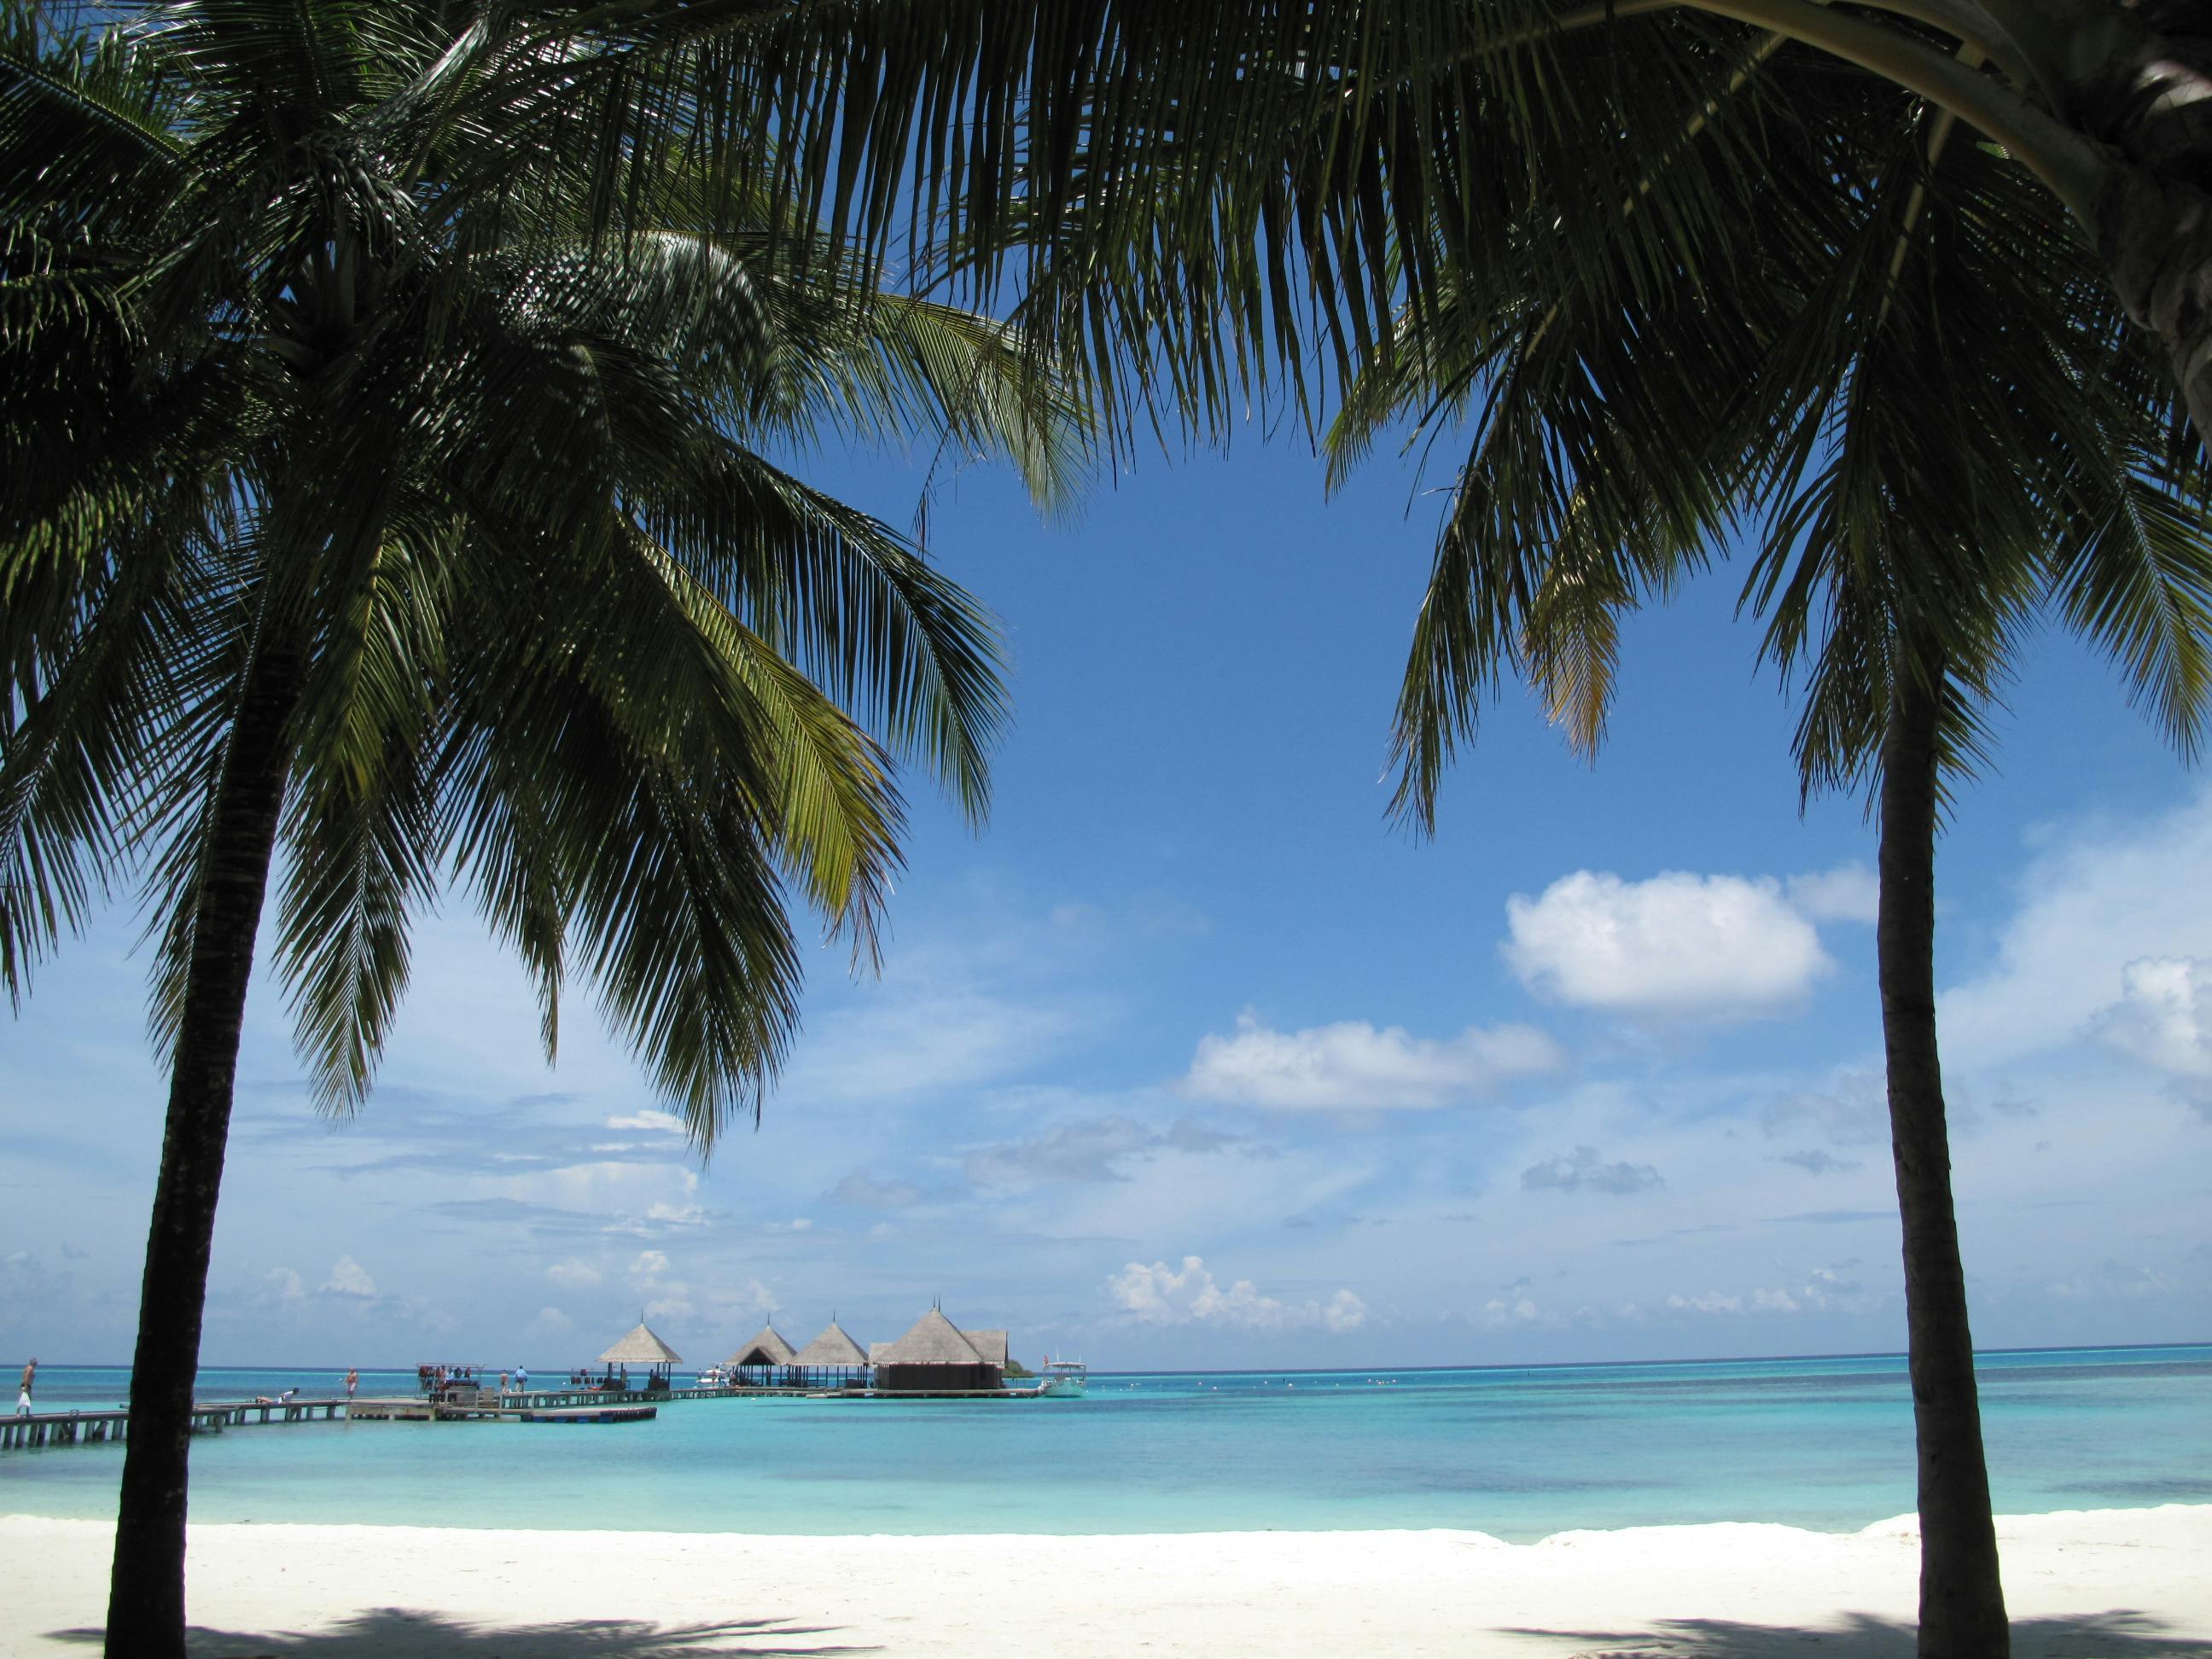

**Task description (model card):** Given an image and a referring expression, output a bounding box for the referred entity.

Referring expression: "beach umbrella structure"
[870,1307,1009,1394]
[599,1322,684,1393]
[789,1321,872,1391]
[725,1324,798,1387]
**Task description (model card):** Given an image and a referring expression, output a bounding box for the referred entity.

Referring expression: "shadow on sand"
[1505,1608,2211,1657]
[47,1609,882,1657]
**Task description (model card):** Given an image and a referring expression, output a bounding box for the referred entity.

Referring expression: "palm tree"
[0,4,1086,1655]
[1324,41,2211,1658]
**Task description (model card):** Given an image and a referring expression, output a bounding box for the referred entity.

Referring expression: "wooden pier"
[3,1379,1054,1453]
[1,1396,345,1452]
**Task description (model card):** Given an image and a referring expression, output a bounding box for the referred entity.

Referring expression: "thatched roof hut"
[962,1329,1010,1371]
[599,1321,682,1370]
[725,1325,795,1369]
[871,1307,1005,1393]
[791,1322,869,1369]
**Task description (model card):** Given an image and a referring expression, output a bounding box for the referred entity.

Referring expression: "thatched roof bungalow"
[597,1321,682,1388]
[791,1321,869,1369]
[788,1320,870,1389]
[725,1325,796,1371]
[870,1307,1006,1393]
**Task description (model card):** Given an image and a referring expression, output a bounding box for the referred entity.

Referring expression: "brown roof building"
[869,1307,1007,1393]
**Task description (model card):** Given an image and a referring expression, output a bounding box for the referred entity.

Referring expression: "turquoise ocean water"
[5,1346,2205,1540]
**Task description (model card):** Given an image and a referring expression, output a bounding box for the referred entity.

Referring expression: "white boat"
[1039,1358,1087,1398]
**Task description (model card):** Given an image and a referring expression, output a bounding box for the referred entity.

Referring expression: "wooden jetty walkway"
[2,1396,346,1452]
[3,1379,1051,1452]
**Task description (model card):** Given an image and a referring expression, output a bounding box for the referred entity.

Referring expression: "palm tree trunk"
[1877,649,2007,1659]
[104,643,299,1659]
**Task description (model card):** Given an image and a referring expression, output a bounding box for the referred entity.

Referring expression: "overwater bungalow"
[869,1307,1009,1394]
[724,1324,796,1387]
[788,1319,870,1390]
[598,1320,683,1393]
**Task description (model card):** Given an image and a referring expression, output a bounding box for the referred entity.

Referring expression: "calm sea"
[5,1346,2206,1539]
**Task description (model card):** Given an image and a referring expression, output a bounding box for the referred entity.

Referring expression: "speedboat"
[1039,1357,1088,1398]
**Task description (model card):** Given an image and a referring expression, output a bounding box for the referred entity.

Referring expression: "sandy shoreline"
[5,1506,2208,1656]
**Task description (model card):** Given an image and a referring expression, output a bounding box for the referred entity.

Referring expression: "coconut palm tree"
[0,4,1085,1654]
[1324,42,2211,1659]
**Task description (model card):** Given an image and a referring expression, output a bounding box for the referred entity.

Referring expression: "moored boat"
[1040,1358,1088,1398]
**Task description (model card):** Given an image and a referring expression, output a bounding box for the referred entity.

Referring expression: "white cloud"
[1786,864,1881,923]
[527,1307,574,1337]
[604,1111,688,1136]
[1107,1254,1367,1332]
[1504,870,1831,1015]
[257,1268,306,1309]
[545,1260,602,1290]
[628,1249,670,1280]
[1182,1013,1558,1109]
[317,1255,378,1301]
[1939,789,2212,1068]
[2094,958,2212,1078]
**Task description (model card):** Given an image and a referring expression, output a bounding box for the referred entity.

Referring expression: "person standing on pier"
[515,1365,527,1395]
[344,1368,358,1401]
[16,1356,34,1416]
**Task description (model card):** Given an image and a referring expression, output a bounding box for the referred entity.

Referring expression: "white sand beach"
[4,1505,2208,1657]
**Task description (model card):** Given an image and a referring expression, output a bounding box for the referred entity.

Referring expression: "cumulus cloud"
[629,1249,670,1280]
[2094,958,2212,1078]
[1504,870,1831,1016]
[1785,864,1881,923]
[1939,789,2212,1068]
[545,1260,602,1290]
[527,1307,574,1337]
[317,1255,379,1301]
[258,1267,307,1309]
[1182,1013,1558,1110]
[1520,1145,1662,1196]
[1107,1255,1367,1332]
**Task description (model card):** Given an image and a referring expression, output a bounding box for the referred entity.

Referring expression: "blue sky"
[4,426,2209,1373]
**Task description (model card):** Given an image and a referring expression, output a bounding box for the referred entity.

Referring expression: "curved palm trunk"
[1877,653,2007,1658]
[104,645,298,1659]
[2096,156,2212,463]
[1992,0,2212,454]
